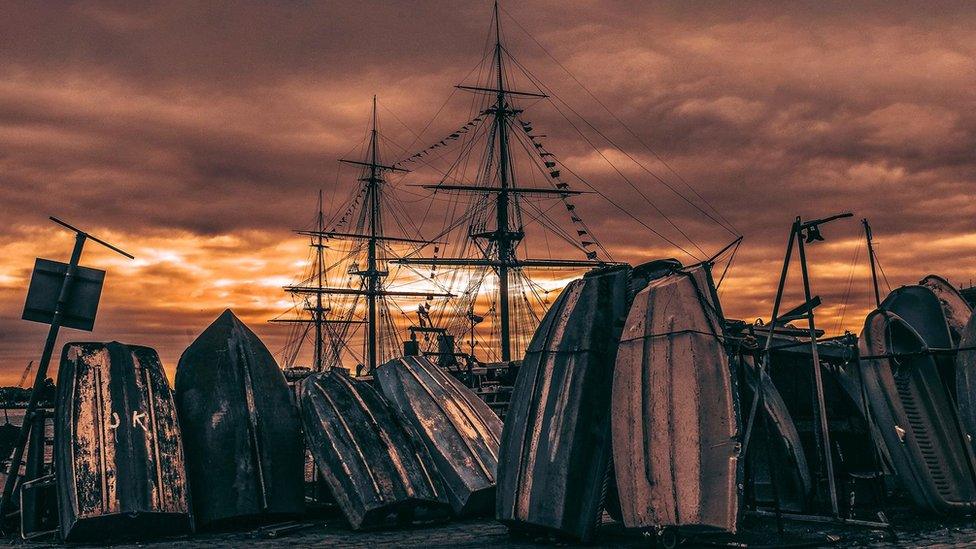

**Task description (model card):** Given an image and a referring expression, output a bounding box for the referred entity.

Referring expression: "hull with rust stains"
[496,264,631,542]
[176,310,304,529]
[301,369,446,529]
[376,356,503,516]
[857,309,976,513]
[55,342,192,542]
[612,265,740,533]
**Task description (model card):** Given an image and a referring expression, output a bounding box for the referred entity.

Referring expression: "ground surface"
[6,511,976,548]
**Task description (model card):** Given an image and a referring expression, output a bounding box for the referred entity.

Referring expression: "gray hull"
[301,370,446,529]
[56,342,192,542]
[496,265,631,542]
[858,310,976,513]
[612,265,740,533]
[920,275,973,344]
[376,356,502,516]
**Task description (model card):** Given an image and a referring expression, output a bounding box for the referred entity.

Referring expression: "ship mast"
[281,97,450,373]
[395,3,609,361]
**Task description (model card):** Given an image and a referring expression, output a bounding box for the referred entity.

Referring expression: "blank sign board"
[22,258,105,331]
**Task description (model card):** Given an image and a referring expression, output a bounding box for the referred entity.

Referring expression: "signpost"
[0,217,133,527]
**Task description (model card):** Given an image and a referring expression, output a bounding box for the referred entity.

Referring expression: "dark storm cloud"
[1,1,974,380]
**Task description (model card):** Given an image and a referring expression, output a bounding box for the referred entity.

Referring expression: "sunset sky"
[1,1,974,384]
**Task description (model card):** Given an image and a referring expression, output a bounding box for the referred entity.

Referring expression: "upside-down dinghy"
[176,310,304,529]
[301,369,446,529]
[612,263,740,534]
[55,342,192,542]
[857,309,976,513]
[376,356,502,516]
[496,264,631,542]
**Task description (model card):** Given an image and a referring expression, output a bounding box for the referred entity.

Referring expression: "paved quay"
[8,511,976,548]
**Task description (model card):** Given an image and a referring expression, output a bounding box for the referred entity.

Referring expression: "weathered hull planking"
[496,265,631,542]
[739,355,811,513]
[301,369,446,529]
[55,342,192,542]
[375,356,503,516]
[857,310,976,513]
[612,265,740,533]
[176,310,304,529]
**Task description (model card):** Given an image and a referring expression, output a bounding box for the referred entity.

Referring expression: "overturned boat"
[375,356,502,517]
[739,354,811,513]
[175,310,304,529]
[301,369,446,529]
[857,309,976,513]
[881,285,956,394]
[496,264,631,542]
[920,275,973,343]
[55,342,192,542]
[612,264,740,534]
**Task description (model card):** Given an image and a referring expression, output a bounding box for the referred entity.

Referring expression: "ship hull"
[301,370,446,529]
[496,265,631,542]
[920,275,973,344]
[175,310,304,529]
[55,342,191,542]
[960,314,976,452]
[612,265,740,533]
[375,356,502,516]
[858,310,976,513]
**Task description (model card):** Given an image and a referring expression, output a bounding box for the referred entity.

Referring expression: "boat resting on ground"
[301,369,446,529]
[55,342,192,542]
[612,263,740,534]
[496,264,632,542]
[176,310,304,529]
[857,309,976,513]
[375,355,502,517]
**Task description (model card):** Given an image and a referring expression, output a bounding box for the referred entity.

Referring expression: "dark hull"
[301,370,445,529]
[55,342,191,542]
[612,265,739,533]
[376,356,502,516]
[957,314,976,454]
[496,265,631,542]
[858,310,976,513]
[175,310,304,529]
[882,285,955,396]
[920,275,973,343]
[740,356,811,513]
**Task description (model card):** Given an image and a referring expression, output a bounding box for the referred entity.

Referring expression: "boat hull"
[612,265,740,533]
[957,314,976,452]
[301,370,446,529]
[920,275,973,344]
[175,310,304,529]
[375,356,502,516]
[858,310,976,513]
[739,355,811,512]
[881,285,956,395]
[55,342,191,542]
[496,265,631,542]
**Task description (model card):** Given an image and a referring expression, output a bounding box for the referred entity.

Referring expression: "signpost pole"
[0,232,86,521]
[0,217,133,529]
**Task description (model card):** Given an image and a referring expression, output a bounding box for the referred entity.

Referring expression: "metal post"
[862,219,881,308]
[797,223,840,518]
[0,232,85,521]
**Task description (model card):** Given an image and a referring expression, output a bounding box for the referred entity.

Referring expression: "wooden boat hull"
[375,356,502,516]
[858,310,976,513]
[920,275,973,343]
[739,355,811,513]
[301,370,446,529]
[612,265,740,533]
[175,310,304,529]
[496,265,631,542]
[55,342,191,542]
